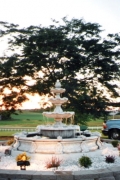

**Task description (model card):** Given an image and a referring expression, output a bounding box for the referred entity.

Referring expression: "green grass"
[0,110,104,127]
[0,110,54,127]
[1,110,120,128]
[86,119,103,127]
[0,131,18,136]
[86,114,120,127]
[0,110,120,138]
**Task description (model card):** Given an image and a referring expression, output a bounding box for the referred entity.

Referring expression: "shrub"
[105,155,115,163]
[79,155,92,168]
[45,156,62,169]
[111,140,119,147]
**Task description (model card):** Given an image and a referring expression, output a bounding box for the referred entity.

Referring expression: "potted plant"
[16,152,30,170]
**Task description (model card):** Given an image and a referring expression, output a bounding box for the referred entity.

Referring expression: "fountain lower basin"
[11,135,102,160]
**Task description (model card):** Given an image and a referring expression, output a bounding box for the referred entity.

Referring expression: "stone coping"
[0,166,120,180]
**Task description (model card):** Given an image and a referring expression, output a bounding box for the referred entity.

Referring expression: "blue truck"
[102,119,120,140]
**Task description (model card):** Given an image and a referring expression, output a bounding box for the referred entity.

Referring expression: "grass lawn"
[86,119,103,127]
[0,110,54,127]
[0,110,104,127]
[0,131,17,136]
[0,110,119,138]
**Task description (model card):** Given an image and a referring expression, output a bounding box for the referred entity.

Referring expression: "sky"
[0,0,120,55]
[0,0,120,109]
[0,0,120,34]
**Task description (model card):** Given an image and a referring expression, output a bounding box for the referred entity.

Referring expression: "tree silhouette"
[0,18,120,122]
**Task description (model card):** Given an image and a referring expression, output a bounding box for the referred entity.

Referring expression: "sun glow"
[21,93,52,109]
[0,86,52,110]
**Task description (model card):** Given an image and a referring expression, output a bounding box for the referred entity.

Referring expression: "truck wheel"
[109,129,120,140]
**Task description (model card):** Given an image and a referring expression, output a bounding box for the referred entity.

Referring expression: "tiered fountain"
[38,79,75,138]
[11,80,102,160]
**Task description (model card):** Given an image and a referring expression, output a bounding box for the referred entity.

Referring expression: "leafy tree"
[0,18,120,122]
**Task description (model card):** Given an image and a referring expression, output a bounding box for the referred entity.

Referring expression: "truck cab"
[102,119,120,140]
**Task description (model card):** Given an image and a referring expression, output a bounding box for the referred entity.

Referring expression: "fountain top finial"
[55,80,61,88]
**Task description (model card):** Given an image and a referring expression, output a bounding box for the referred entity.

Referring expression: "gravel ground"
[0,142,120,171]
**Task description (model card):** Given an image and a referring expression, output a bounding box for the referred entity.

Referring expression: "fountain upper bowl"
[51,88,66,94]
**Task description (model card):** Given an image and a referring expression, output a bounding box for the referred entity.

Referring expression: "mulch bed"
[0,136,13,141]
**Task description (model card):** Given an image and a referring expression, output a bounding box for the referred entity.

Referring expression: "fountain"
[11,80,102,160]
[38,79,75,138]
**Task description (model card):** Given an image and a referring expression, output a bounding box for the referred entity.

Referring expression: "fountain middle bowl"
[49,97,68,105]
[42,112,74,119]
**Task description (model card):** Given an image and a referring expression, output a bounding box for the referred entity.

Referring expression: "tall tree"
[0,18,120,122]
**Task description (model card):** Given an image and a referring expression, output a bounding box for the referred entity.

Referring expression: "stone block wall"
[0,166,120,180]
